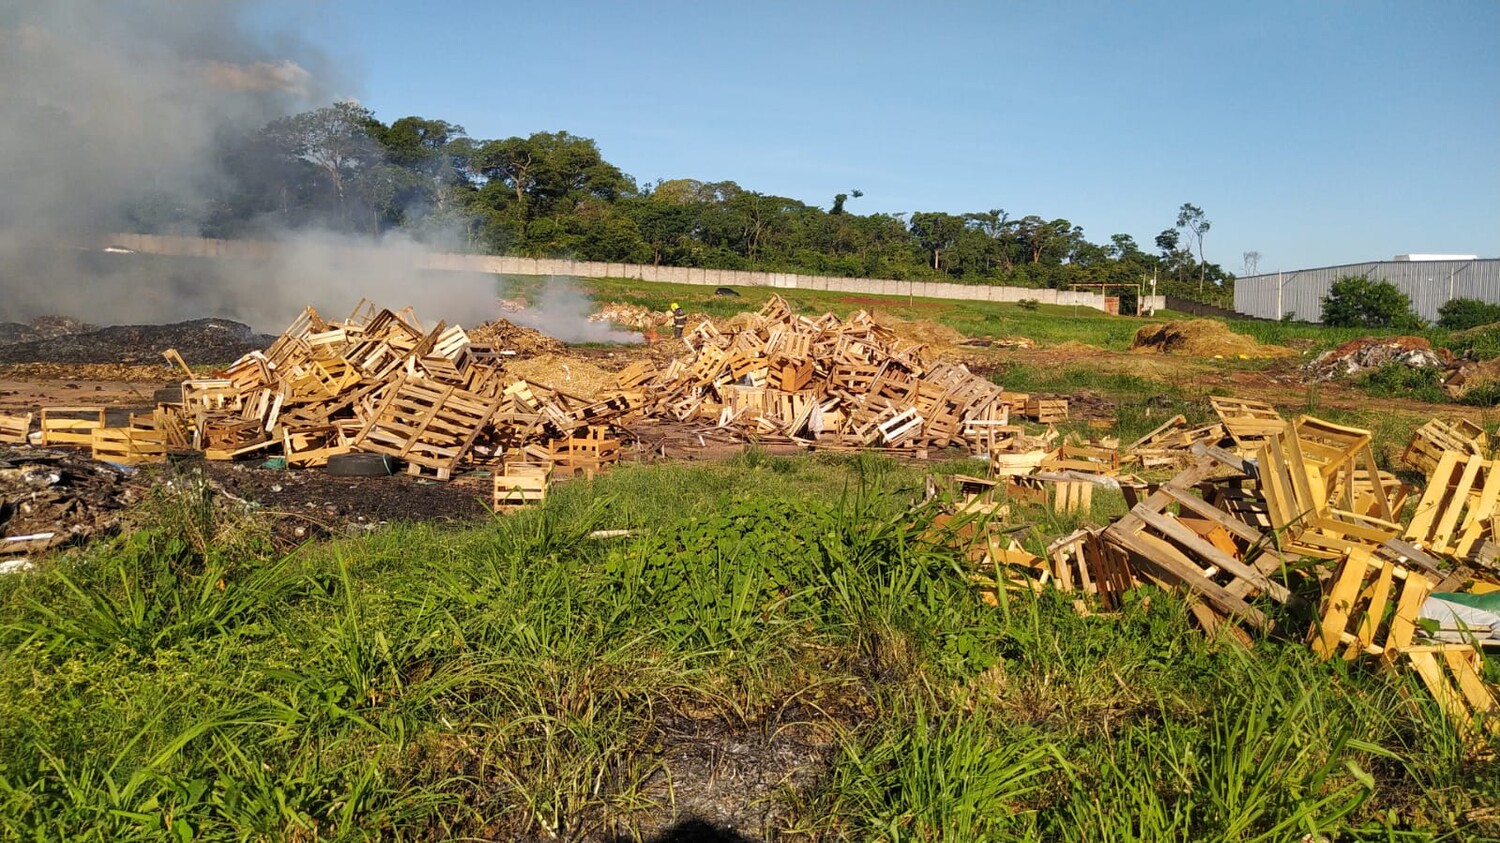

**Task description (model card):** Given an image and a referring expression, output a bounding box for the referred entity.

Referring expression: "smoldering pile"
[0,319,275,365]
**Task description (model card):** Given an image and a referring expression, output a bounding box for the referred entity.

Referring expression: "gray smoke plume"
[0,1,501,333]
[500,277,645,345]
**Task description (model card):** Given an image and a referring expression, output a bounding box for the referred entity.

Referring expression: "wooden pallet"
[0,412,32,444]
[1210,396,1286,449]
[39,407,107,446]
[356,376,505,480]
[1311,546,1435,660]
[1402,418,1488,477]
[1102,457,1291,632]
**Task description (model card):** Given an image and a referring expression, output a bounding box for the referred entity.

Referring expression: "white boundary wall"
[104,233,1165,314]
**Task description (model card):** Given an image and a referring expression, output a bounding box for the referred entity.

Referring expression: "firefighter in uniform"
[670,302,687,339]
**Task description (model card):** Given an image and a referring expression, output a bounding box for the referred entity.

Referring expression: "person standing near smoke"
[670,303,687,339]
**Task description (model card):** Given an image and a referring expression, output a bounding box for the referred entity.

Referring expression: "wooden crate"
[548,426,621,478]
[0,412,32,444]
[493,461,552,508]
[1402,452,1500,558]
[40,407,106,446]
[1311,546,1435,661]
[1402,418,1488,478]
[1102,457,1292,633]
[90,426,166,465]
[1044,441,1121,476]
[1025,398,1068,423]
[1210,396,1286,450]
[1387,644,1500,744]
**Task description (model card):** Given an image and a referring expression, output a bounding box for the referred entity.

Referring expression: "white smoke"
[0,2,503,334]
[501,277,644,345]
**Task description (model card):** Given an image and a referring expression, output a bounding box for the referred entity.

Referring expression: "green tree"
[1321,276,1421,329]
[261,101,381,223]
[909,212,967,271]
[1176,202,1211,294]
[1437,297,1500,330]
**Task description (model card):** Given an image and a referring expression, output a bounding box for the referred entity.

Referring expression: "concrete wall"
[104,233,1165,314]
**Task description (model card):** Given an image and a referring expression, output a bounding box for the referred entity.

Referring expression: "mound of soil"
[0,319,273,366]
[1304,336,1449,381]
[469,318,566,358]
[1445,358,1500,399]
[1130,320,1291,358]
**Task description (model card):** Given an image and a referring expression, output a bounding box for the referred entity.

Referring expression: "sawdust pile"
[469,319,566,358]
[1050,340,1103,354]
[1130,320,1292,359]
[872,312,967,350]
[501,354,615,399]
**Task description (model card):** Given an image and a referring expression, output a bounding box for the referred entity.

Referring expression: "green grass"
[1,454,1493,840]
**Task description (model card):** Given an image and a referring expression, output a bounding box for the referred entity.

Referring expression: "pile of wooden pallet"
[960,402,1500,743]
[618,295,1032,455]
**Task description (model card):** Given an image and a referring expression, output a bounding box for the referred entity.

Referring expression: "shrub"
[1320,276,1421,329]
[1017,298,1040,311]
[1354,362,1446,403]
[1437,297,1500,330]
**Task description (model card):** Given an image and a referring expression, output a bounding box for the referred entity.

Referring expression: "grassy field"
[2,450,1496,840]
[6,274,1499,839]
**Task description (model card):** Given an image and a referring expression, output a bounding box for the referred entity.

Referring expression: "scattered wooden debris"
[955,407,1500,742]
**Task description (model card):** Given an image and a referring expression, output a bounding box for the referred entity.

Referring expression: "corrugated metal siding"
[1234,260,1500,322]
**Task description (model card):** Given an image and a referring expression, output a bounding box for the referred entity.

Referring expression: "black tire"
[153,385,184,403]
[714,287,742,297]
[324,453,397,477]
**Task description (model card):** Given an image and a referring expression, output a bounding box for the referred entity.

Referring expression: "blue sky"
[256,1,1498,273]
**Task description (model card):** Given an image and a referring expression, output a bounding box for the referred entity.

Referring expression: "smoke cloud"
[0,1,501,334]
[500,277,645,345]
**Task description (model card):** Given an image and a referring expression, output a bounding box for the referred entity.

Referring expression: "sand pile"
[1130,320,1292,358]
[469,319,566,358]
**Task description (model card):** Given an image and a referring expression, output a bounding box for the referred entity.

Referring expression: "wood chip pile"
[958,399,1500,745]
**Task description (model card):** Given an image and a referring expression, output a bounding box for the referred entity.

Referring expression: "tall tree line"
[150,103,1234,305]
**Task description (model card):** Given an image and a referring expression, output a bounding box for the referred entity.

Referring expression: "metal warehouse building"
[1234,256,1500,322]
